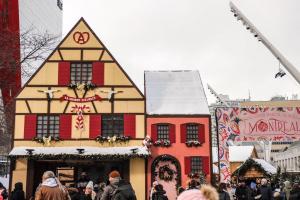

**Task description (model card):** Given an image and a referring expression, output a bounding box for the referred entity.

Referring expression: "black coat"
[152,191,168,200]
[258,185,273,200]
[219,191,230,200]
[289,188,300,200]
[11,190,25,200]
[236,186,251,200]
[112,180,137,200]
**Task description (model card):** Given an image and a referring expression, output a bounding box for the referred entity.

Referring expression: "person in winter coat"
[11,182,25,200]
[177,184,218,200]
[95,183,106,200]
[0,182,8,200]
[35,171,70,200]
[149,181,158,200]
[151,184,168,200]
[289,183,300,200]
[67,187,81,200]
[235,181,251,200]
[84,181,96,200]
[283,181,292,200]
[257,178,273,200]
[218,182,230,200]
[112,179,137,200]
[100,171,121,200]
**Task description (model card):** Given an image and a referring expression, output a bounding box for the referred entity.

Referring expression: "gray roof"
[145,70,210,115]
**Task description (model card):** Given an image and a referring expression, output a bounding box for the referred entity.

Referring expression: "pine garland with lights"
[95,135,131,143]
[9,153,149,160]
[33,136,61,144]
[232,158,271,177]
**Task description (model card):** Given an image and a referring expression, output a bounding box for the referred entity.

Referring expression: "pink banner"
[216,107,300,182]
[59,95,102,102]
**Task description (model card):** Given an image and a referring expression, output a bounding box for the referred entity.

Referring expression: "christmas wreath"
[159,165,175,181]
[185,140,202,147]
[153,140,171,147]
[95,135,131,144]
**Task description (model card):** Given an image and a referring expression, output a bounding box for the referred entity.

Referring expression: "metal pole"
[230,2,300,85]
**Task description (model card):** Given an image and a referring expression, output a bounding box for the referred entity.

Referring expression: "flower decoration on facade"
[153,140,171,147]
[158,164,176,182]
[95,135,131,144]
[68,83,97,91]
[185,140,202,147]
[188,171,206,184]
[71,104,90,130]
[33,136,61,145]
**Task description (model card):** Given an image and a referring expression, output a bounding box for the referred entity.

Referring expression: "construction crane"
[229,1,300,85]
[207,84,230,107]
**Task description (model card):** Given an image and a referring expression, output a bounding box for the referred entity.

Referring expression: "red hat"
[109,170,120,178]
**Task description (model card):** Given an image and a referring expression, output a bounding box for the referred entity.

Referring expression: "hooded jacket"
[112,180,137,200]
[35,178,70,200]
[100,178,120,200]
[11,182,25,200]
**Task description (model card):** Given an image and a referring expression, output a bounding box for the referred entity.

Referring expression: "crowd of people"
[216,178,300,200]
[2,172,300,200]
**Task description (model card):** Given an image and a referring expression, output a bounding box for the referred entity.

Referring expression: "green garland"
[9,153,149,160]
[232,158,270,177]
[68,83,97,91]
[95,135,131,143]
[33,136,61,144]
[152,155,182,188]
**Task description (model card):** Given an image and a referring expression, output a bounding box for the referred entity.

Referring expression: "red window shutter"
[180,123,187,143]
[124,114,136,138]
[89,115,101,138]
[151,124,157,142]
[184,157,191,174]
[58,62,70,85]
[202,156,210,175]
[24,115,37,139]
[169,124,176,143]
[198,124,205,143]
[59,115,72,139]
[92,62,104,85]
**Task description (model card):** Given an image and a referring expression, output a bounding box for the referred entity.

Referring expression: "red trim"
[58,62,70,85]
[180,123,187,143]
[92,62,104,85]
[59,115,72,139]
[169,124,176,143]
[124,114,136,138]
[184,157,191,175]
[89,115,101,138]
[151,124,157,141]
[202,156,210,175]
[24,115,37,139]
[198,124,205,143]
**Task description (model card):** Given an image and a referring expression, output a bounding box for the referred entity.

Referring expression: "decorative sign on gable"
[73,31,90,44]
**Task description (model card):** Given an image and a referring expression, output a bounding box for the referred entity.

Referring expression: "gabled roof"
[229,145,256,162]
[145,70,209,115]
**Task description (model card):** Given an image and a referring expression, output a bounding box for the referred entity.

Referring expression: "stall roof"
[145,70,210,115]
[229,146,255,162]
[9,146,150,159]
[253,159,277,174]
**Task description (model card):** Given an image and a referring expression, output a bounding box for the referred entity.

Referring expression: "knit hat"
[177,185,218,200]
[109,170,120,178]
[86,181,93,190]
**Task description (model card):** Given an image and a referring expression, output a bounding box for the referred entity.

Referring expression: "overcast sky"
[63,0,300,104]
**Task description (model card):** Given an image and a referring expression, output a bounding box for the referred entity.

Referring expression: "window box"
[153,139,171,147]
